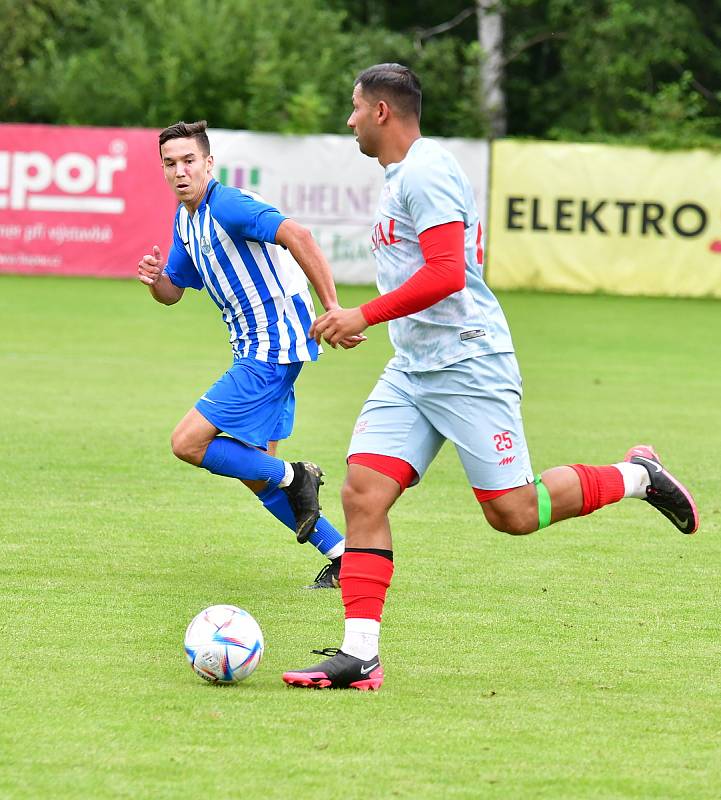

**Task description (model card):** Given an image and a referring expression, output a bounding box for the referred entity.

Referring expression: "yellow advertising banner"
[487,140,721,297]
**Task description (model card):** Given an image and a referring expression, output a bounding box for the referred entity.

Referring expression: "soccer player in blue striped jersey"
[138,120,360,589]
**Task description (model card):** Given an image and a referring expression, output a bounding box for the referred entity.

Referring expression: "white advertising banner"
[208,129,489,284]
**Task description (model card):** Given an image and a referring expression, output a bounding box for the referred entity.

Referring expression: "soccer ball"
[184,604,264,684]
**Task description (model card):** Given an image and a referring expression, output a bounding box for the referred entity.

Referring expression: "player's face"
[347,84,379,158]
[160,137,214,210]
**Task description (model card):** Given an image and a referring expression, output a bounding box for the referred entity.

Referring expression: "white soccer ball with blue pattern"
[184,605,264,684]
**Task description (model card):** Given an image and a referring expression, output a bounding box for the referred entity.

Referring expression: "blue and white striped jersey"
[164,179,319,364]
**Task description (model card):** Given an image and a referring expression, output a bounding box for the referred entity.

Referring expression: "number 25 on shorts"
[493,431,513,452]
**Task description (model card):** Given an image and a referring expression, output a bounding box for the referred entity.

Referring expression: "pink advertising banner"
[0,124,177,278]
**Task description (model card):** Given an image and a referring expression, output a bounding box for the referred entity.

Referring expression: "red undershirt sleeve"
[360,221,466,325]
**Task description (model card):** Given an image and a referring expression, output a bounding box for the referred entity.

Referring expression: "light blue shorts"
[347,353,534,491]
[195,358,303,449]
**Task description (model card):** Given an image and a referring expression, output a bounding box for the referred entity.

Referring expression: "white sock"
[613,462,651,499]
[277,461,295,489]
[341,618,380,661]
[325,541,345,560]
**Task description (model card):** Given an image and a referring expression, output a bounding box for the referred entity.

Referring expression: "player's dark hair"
[355,63,422,120]
[158,120,210,157]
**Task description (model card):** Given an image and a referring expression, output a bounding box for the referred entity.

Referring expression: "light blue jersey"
[372,138,514,372]
[165,179,318,364]
[350,138,532,492]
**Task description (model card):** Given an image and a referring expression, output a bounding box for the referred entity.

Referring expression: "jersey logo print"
[498,455,516,466]
[460,329,486,341]
[371,219,400,252]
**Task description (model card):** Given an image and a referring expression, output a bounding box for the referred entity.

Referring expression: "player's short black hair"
[355,63,422,120]
[158,120,210,157]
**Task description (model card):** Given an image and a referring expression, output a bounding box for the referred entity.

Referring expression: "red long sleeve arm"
[360,221,466,325]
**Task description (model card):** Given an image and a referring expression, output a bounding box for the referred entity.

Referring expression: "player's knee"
[482,505,537,535]
[171,427,201,465]
[341,476,389,521]
[497,518,536,536]
[170,430,189,461]
[479,483,540,535]
[341,477,366,516]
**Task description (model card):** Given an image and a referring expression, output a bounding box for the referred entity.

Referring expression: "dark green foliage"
[1,0,719,145]
[503,0,721,147]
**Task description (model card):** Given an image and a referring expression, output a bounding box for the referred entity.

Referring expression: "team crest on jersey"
[200,236,212,255]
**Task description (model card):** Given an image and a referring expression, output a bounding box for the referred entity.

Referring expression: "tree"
[2,0,719,146]
[477,0,505,136]
[502,0,721,146]
[0,0,88,121]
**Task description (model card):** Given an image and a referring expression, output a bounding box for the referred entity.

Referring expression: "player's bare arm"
[276,219,366,349]
[275,220,339,310]
[138,245,184,305]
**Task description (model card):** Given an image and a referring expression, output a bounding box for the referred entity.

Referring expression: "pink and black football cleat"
[624,445,699,534]
[282,648,383,691]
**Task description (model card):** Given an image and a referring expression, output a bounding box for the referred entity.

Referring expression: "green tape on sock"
[534,474,552,530]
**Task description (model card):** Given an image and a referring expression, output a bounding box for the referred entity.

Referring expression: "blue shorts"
[195,358,303,449]
[347,353,534,492]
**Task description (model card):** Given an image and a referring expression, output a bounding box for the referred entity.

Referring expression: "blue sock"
[309,516,345,558]
[200,437,286,485]
[258,484,344,558]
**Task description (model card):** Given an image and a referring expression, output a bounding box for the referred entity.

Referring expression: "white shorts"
[347,353,534,492]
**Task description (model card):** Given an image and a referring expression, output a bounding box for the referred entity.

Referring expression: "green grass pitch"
[1,274,720,799]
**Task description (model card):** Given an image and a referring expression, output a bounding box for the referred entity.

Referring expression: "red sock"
[569,464,625,516]
[340,550,395,622]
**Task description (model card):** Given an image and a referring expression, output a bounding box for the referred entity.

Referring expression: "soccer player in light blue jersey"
[138,120,360,589]
[282,64,699,688]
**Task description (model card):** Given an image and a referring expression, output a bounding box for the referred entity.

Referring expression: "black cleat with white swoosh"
[625,445,699,534]
[282,648,383,690]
